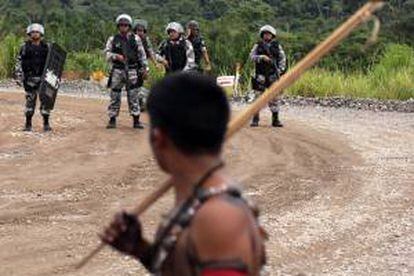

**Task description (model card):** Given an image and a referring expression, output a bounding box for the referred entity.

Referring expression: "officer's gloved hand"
[260,55,271,63]
[115,54,125,62]
[100,211,146,257]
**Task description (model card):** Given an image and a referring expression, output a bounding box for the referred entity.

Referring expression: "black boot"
[250,113,260,127]
[272,112,283,127]
[133,115,144,129]
[106,117,116,129]
[43,115,52,132]
[23,115,33,131]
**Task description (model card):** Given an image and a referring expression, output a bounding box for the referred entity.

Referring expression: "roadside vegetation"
[0,0,413,100]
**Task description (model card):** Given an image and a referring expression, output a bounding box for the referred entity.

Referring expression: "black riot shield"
[38,43,67,110]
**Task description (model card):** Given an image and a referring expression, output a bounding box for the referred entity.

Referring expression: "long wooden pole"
[76,1,385,269]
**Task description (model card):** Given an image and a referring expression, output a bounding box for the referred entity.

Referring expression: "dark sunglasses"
[119,24,130,27]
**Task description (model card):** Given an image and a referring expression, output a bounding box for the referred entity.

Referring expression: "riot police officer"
[250,25,287,127]
[186,20,212,73]
[104,14,148,129]
[156,22,196,74]
[15,23,51,132]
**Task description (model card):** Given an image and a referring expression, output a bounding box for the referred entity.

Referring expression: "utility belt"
[107,64,144,88]
[251,73,279,92]
[24,76,42,90]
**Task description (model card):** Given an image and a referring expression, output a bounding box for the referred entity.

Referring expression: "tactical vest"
[255,40,281,77]
[111,33,140,69]
[21,41,49,78]
[163,38,187,73]
[189,35,204,65]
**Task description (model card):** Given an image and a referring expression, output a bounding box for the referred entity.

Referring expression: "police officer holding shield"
[15,23,51,132]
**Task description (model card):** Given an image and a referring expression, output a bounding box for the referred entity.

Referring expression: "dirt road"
[0,91,412,275]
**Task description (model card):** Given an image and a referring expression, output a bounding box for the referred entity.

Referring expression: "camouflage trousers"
[24,78,50,117]
[138,86,149,110]
[251,90,281,113]
[108,68,141,118]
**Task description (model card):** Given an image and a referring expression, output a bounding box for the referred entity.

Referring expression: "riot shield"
[39,43,67,110]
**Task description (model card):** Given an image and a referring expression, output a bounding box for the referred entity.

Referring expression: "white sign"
[45,69,60,90]
[217,76,235,88]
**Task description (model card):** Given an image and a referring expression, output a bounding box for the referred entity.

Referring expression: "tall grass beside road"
[0,34,22,79]
[1,34,413,101]
[287,44,414,100]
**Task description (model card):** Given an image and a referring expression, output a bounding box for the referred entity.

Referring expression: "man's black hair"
[147,73,230,155]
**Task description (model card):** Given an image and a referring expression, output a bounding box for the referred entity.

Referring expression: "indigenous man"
[250,25,287,127]
[104,14,148,129]
[156,22,196,74]
[186,20,212,73]
[101,73,267,275]
[15,23,51,132]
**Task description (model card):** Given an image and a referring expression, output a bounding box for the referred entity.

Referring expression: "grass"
[65,51,109,73]
[287,44,414,100]
[0,34,22,79]
[0,35,413,101]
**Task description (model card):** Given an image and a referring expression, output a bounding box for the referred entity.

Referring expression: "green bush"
[0,34,23,78]
[145,62,165,88]
[65,51,109,73]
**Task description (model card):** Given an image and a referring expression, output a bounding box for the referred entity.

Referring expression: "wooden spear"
[76,0,385,269]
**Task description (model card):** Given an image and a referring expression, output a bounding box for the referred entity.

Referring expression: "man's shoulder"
[189,195,255,258]
[192,195,250,238]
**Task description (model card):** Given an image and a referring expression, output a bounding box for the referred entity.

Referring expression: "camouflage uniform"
[105,33,148,118]
[156,38,196,74]
[138,36,154,110]
[15,41,50,117]
[187,35,207,72]
[250,40,287,113]
[142,36,156,61]
[107,68,142,117]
